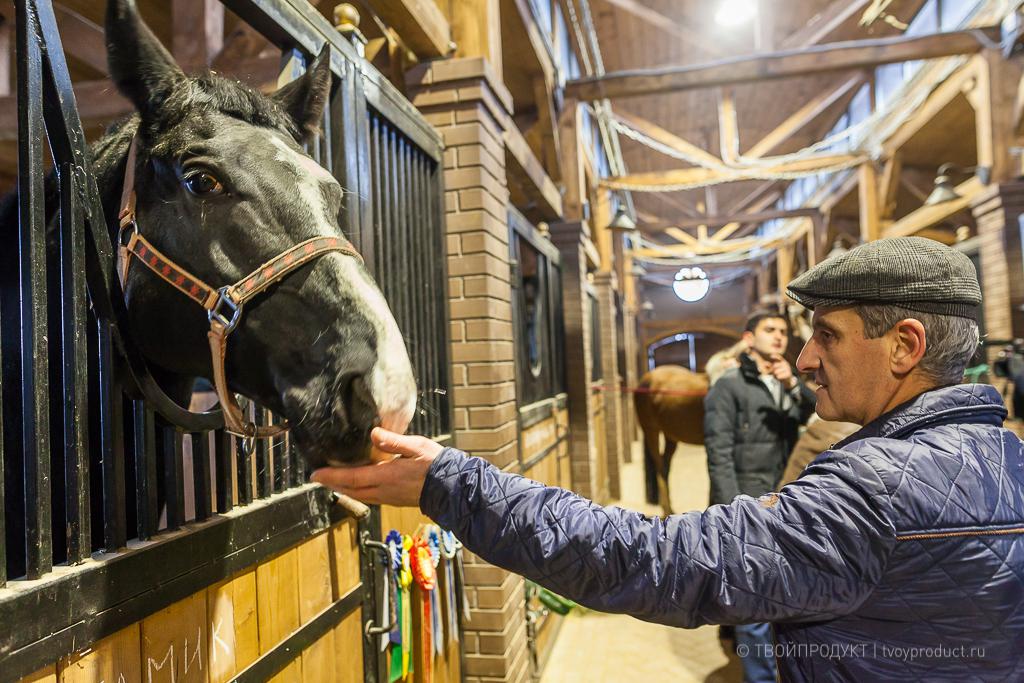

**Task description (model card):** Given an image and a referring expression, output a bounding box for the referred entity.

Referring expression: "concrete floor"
[539,442,744,683]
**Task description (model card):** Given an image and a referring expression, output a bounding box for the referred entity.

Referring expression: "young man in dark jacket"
[705,309,817,506]
[703,310,816,682]
[313,237,1024,681]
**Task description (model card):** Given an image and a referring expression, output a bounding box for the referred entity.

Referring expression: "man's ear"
[742,330,754,349]
[890,318,927,375]
[272,45,333,143]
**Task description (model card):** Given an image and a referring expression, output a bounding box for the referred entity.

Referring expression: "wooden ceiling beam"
[780,0,872,50]
[744,72,866,159]
[717,88,739,165]
[648,192,702,219]
[505,118,563,220]
[611,109,724,169]
[883,176,982,238]
[597,0,727,59]
[882,55,980,155]
[53,2,107,75]
[669,207,820,230]
[565,26,1001,101]
[602,153,864,190]
[878,154,902,220]
[363,0,451,58]
[665,227,699,245]
[172,0,223,70]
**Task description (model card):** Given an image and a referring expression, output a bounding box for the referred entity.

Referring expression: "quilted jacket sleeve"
[420,447,897,628]
[703,380,741,505]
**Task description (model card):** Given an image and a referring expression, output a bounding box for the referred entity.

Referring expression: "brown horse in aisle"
[634,365,709,516]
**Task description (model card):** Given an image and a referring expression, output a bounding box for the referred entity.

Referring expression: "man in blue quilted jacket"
[314,236,1024,681]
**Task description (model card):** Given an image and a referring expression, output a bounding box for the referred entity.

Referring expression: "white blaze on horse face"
[269,136,417,436]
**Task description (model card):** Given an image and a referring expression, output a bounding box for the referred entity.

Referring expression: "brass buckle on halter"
[118,218,139,246]
[209,287,243,333]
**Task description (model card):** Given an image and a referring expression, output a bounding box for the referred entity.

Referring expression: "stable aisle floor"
[539,442,744,683]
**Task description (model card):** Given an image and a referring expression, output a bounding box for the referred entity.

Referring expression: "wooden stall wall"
[18,517,362,683]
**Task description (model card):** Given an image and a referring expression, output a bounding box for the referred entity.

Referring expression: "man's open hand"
[310,428,444,507]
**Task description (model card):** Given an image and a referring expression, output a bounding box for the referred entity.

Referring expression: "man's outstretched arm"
[313,428,897,628]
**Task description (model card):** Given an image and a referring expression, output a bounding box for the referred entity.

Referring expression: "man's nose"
[796,340,818,373]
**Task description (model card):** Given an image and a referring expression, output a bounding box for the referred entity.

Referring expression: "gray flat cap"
[786,236,981,319]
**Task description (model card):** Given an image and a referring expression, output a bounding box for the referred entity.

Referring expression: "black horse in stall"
[0,0,416,576]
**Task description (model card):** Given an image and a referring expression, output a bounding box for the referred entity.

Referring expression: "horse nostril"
[336,372,378,436]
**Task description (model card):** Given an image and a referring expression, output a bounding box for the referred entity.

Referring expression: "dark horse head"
[92,0,416,466]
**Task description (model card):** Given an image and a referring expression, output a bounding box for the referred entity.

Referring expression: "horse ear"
[105,0,184,118]
[272,46,333,142]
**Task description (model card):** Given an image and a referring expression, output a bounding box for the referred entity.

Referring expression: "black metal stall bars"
[0,1,451,680]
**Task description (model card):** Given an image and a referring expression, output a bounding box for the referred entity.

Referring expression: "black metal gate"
[0,1,450,680]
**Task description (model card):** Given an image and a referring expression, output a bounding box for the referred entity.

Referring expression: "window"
[510,208,566,407]
[941,0,981,29]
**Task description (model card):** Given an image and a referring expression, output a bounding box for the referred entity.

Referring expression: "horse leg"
[658,440,678,516]
[642,426,661,506]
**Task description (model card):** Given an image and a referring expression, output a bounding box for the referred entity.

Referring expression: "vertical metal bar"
[100,340,126,553]
[214,429,234,513]
[254,406,271,498]
[412,152,428,435]
[16,0,52,580]
[434,161,453,436]
[192,433,212,521]
[271,411,285,493]
[58,161,90,563]
[419,153,437,437]
[132,401,157,540]
[163,424,185,530]
[236,430,253,506]
[288,436,304,488]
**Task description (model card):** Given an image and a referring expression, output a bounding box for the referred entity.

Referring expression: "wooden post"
[593,188,613,272]
[777,242,795,292]
[172,0,224,70]
[558,97,586,221]
[446,0,502,81]
[717,88,739,165]
[806,216,819,268]
[858,162,880,243]
[878,154,902,222]
[972,49,1021,184]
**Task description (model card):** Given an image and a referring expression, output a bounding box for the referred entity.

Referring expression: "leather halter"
[116,135,363,443]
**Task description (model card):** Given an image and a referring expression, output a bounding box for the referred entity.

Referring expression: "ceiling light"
[715,0,757,28]
[672,267,711,303]
[607,203,637,233]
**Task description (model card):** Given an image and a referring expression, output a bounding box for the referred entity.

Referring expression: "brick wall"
[407,58,529,683]
[549,221,599,500]
[594,271,623,499]
[971,182,1024,363]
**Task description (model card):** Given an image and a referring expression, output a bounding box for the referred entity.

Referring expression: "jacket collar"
[835,384,1007,449]
[739,352,762,381]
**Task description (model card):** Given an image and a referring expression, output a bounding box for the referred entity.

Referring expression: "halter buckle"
[208,287,243,333]
[118,218,139,247]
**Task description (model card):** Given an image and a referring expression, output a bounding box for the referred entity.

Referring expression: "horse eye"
[183,172,224,197]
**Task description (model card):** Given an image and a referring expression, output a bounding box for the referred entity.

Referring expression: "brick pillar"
[971,182,1024,363]
[550,221,599,499]
[407,57,528,683]
[594,271,623,499]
